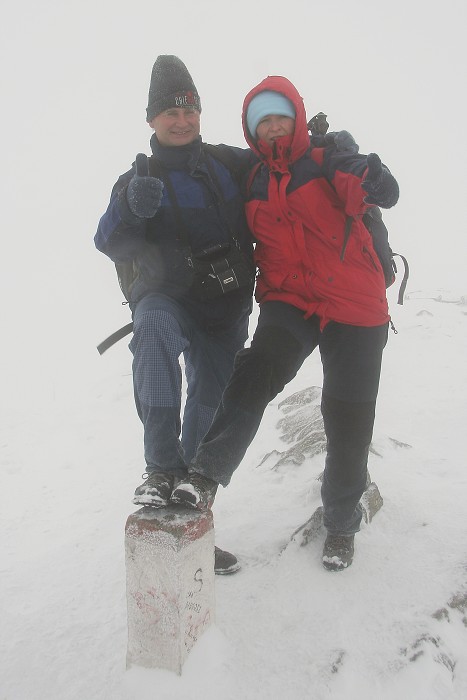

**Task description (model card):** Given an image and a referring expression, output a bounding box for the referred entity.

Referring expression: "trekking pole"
[307,112,329,137]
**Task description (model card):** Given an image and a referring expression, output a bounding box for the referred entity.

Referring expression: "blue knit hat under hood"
[246,90,296,136]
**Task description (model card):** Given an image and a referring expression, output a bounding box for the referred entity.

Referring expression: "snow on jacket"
[95,135,254,323]
[241,76,399,329]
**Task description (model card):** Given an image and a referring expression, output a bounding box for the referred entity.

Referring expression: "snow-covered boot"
[214,547,240,575]
[170,471,218,510]
[132,472,174,507]
[322,534,355,571]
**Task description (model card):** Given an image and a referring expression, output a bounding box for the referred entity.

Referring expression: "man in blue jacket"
[95,55,255,574]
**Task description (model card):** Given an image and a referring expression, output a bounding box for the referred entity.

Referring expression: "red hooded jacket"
[242,76,392,329]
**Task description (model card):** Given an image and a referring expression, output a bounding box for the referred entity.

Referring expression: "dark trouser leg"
[320,395,375,534]
[319,322,388,535]
[192,303,319,486]
[129,295,190,478]
[181,317,249,464]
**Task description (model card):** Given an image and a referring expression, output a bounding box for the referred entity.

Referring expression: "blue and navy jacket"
[95,134,255,325]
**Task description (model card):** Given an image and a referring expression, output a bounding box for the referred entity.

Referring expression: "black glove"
[126,153,164,219]
[362,153,399,208]
[324,130,359,153]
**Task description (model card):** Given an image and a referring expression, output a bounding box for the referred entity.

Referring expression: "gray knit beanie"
[146,55,201,122]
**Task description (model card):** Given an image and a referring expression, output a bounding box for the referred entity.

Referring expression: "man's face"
[255,115,295,146]
[149,107,201,147]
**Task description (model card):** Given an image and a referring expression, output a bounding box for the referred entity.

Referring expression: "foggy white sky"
[1,0,466,407]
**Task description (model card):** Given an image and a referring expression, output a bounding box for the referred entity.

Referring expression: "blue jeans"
[129,294,249,478]
[191,301,388,535]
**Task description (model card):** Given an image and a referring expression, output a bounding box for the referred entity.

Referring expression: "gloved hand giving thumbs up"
[126,153,164,219]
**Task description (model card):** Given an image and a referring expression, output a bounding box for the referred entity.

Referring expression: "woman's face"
[255,115,295,146]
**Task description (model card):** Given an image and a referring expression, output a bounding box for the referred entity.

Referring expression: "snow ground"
[1,288,467,700]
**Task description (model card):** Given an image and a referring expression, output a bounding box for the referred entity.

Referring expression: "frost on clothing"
[241,75,400,329]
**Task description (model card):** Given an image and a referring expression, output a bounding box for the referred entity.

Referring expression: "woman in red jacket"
[171,75,400,572]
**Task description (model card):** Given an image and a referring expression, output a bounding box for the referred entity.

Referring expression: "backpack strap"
[97,322,134,355]
[391,253,410,305]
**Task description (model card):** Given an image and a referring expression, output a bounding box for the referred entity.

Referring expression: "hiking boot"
[214,547,241,575]
[170,471,218,510]
[322,533,355,572]
[132,472,174,507]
